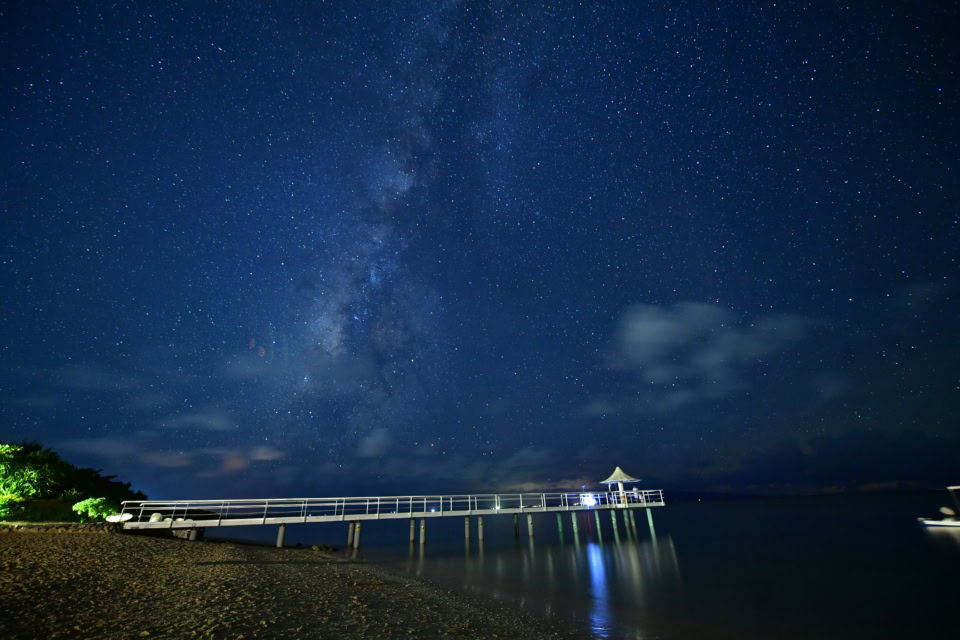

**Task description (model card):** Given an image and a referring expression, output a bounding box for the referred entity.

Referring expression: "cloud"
[331,445,566,492]
[357,428,393,457]
[595,302,811,413]
[140,451,193,468]
[57,365,142,391]
[810,372,850,400]
[249,445,284,461]
[59,437,143,459]
[580,398,617,417]
[13,393,61,409]
[698,430,960,493]
[123,391,170,411]
[58,435,287,478]
[159,408,237,431]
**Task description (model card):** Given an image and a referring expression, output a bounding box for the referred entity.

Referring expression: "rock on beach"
[0,531,572,639]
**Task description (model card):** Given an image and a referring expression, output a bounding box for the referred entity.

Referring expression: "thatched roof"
[600,466,640,484]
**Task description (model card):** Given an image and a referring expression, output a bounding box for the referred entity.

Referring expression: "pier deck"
[119,490,665,530]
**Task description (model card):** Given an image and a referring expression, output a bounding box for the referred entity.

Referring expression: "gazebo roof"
[600,466,641,484]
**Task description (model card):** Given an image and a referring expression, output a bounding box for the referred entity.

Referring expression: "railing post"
[262,500,269,524]
[376,497,381,519]
[218,501,224,527]
[138,503,145,522]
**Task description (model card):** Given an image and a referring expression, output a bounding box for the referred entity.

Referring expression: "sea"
[234,491,960,639]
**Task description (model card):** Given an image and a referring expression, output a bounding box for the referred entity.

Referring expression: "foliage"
[59,487,83,502]
[72,497,119,522]
[0,494,27,520]
[0,444,63,498]
[0,442,146,522]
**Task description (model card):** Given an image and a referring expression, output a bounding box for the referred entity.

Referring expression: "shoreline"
[1,529,577,639]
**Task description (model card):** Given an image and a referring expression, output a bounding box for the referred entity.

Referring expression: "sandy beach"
[0,529,574,639]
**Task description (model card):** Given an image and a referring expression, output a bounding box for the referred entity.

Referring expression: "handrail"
[119,489,665,526]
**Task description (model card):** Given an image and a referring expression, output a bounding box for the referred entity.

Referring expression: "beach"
[0,529,573,639]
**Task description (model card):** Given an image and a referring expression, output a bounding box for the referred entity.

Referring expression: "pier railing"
[119,489,665,529]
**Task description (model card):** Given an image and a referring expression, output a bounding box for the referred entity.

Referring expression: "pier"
[118,488,665,547]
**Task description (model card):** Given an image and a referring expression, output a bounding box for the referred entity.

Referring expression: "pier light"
[580,493,598,507]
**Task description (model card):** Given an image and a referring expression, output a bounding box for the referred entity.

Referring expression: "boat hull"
[917,518,960,528]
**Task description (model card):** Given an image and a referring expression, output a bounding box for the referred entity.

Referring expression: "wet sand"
[0,530,574,639]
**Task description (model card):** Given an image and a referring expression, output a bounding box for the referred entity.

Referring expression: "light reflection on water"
[369,514,684,639]
[347,495,960,639]
[586,542,611,636]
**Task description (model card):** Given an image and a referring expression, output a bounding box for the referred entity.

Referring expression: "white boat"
[918,486,960,528]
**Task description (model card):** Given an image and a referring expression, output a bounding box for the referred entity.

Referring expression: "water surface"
[324,492,960,638]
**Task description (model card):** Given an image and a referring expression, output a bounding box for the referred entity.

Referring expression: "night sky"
[2,2,958,501]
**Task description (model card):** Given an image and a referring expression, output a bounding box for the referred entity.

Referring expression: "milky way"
[2,2,958,498]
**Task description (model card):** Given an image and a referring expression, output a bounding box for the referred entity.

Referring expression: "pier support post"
[419,518,426,545]
[556,513,563,534]
[464,516,470,540]
[570,512,579,536]
[629,510,638,536]
[622,510,632,538]
[513,514,519,539]
[409,519,415,543]
[478,516,484,541]
[594,511,603,542]
[347,522,355,547]
[276,524,286,548]
[646,509,657,541]
[610,510,619,536]
[188,528,198,542]
[527,513,534,538]
[353,521,362,549]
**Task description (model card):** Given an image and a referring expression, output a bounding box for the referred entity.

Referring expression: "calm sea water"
[272,492,960,639]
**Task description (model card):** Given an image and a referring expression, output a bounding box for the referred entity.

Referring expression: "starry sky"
[2,1,958,500]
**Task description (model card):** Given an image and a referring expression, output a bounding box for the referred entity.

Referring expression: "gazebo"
[600,466,641,505]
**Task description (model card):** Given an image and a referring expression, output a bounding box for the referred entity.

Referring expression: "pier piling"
[478,516,484,541]
[464,516,470,540]
[570,511,579,536]
[513,514,519,539]
[409,519,415,543]
[419,518,426,545]
[646,508,657,541]
[594,511,603,542]
[527,513,534,538]
[347,522,355,547]
[276,524,286,548]
[352,521,362,549]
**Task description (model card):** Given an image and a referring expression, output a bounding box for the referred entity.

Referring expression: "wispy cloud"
[58,435,286,475]
[357,428,393,457]
[593,302,811,414]
[158,408,237,431]
[57,364,142,391]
